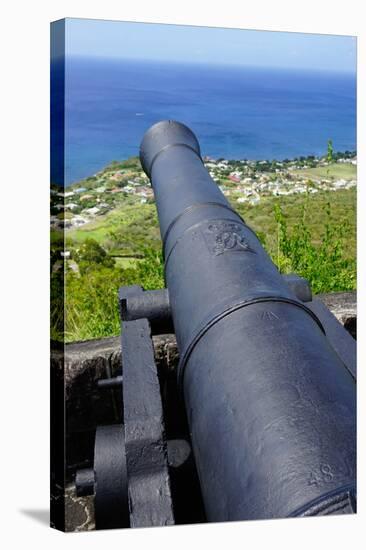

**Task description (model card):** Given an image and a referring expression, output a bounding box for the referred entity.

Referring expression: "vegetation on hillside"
[51,183,356,342]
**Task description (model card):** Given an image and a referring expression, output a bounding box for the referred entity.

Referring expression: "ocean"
[59,57,356,186]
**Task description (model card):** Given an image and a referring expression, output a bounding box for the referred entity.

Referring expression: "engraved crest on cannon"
[203,220,256,256]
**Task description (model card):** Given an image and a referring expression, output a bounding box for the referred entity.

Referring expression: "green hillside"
[51,154,356,342]
[64,187,356,263]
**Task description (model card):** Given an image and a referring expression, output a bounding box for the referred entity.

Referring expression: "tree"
[327,139,334,163]
[75,238,115,273]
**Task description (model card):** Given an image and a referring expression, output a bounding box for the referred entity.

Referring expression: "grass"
[67,201,161,255]
[54,186,356,343]
[292,163,356,181]
[114,257,142,268]
[65,188,356,258]
[272,199,355,294]
[236,188,356,259]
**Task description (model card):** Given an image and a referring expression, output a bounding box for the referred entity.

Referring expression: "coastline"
[51,150,357,232]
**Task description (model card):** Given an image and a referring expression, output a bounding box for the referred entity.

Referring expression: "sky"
[64,18,356,74]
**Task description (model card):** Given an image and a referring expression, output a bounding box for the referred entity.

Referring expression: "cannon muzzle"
[139,120,356,521]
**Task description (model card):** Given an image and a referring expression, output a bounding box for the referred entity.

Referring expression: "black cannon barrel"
[140,120,356,521]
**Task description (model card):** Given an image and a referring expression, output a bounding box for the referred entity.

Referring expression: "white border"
[1,1,364,549]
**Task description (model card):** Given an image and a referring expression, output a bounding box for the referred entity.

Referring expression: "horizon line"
[62,54,357,76]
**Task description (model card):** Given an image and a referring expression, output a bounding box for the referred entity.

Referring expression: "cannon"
[75,121,356,528]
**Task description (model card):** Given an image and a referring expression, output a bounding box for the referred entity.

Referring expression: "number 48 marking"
[308,464,334,486]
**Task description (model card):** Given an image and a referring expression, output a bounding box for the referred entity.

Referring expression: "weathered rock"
[317,291,356,338]
[65,484,95,532]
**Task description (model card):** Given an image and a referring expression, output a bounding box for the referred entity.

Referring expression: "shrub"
[52,198,355,342]
[74,238,115,274]
[273,198,355,294]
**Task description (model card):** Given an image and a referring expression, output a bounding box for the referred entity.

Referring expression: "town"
[50,151,357,230]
